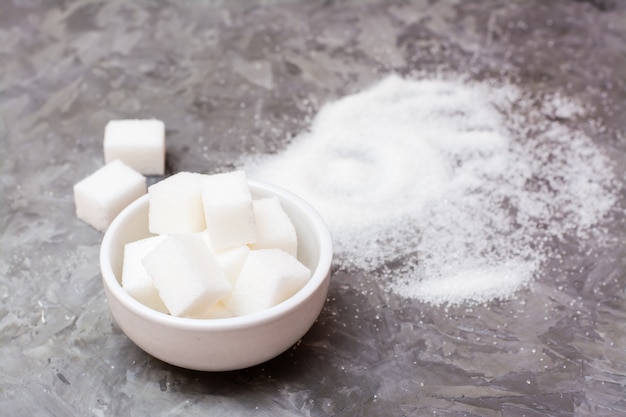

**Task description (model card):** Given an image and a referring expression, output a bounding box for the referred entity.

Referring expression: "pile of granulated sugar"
[243,74,618,305]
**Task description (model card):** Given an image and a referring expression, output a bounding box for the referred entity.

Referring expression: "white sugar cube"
[225,249,311,316]
[250,197,298,257]
[215,245,250,285]
[148,172,206,234]
[192,301,234,319]
[73,159,146,232]
[200,231,249,284]
[104,119,165,175]
[122,235,168,313]
[201,170,257,249]
[142,233,232,317]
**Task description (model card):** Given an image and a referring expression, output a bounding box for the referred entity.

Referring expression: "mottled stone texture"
[1,1,625,416]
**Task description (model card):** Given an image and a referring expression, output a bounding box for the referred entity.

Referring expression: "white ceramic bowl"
[100,179,332,371]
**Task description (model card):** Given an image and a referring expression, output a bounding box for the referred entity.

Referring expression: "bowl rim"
[100,178,333,331]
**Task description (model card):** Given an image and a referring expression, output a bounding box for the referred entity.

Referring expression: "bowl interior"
[102,179,331,322]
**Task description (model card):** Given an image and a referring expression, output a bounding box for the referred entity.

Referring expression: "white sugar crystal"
[142,233,232,317]
[201,170,257,249]
[122,235,168,313]
[225,249,311,316]
[246,75,618,306]
[104,119,166,175]
[191,301,234,319]
[73,159,146,232]
[215,245,250,285]
[148,172,206,234]
[250,197,298,257]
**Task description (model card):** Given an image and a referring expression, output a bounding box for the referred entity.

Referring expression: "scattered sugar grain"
[244,74,618,305]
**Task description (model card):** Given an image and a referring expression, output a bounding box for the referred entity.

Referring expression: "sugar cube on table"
[225,249,311,316]
[122,235,168,313]
[250,197,298,257]
[73,159,146,232]
[201,170,257,250]
[142,233,232,317]
[148,172,206,234]
[104,119,165,175]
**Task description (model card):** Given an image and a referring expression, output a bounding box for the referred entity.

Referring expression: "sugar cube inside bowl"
[142,233,232,317]
[100,174,333,371]
[121,235,168,314]
[225,249,311,316]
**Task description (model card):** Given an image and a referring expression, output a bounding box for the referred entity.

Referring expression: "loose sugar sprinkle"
[243,75,618,305]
